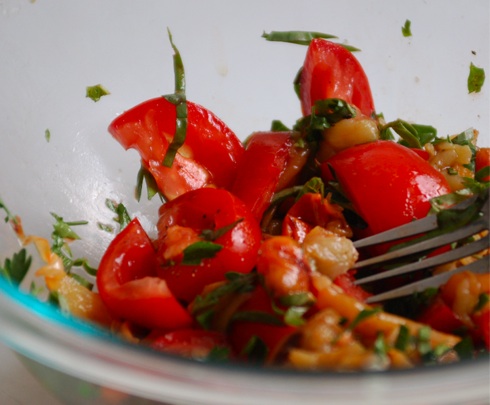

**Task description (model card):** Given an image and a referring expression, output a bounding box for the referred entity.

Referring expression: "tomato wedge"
[282,192,351,243]
[156,188,262,302]
[300,39,376,117]
[109,97,244,200]
[147,329,229,359]
[96,218,192,330]
[323,140,451,236]
[231,131,308,222]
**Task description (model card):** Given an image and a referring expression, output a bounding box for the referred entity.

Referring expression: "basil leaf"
[374,332,389,359]
[381,119,437,148]
[270,120,291,132]
[241,335,268,364]
[182,241,223,265]
[136,164,162,201]
[262,30,337,46]
[468,62,485,94]
[200,218,243,241]
[394,325,411,351]
[347,307,382,331]
[162,29,188,168]
[45,129,51,142]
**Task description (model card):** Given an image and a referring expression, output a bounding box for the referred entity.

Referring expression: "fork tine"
[365,256,490,304]
[355,235,489,285]
[352,193,479,250]
[354,215,487,269]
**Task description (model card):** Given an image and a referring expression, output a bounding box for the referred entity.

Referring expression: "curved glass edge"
[1,275,489,405]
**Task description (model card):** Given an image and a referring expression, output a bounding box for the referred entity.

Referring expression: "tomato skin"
[475,147,490,181]
[231,132,294,221]
[156,188,262,302]
[323,140,451,236]
[147,329,228,358]
[231,131,298,222]
[333,272,372,303]
[300,39,376,117]
[417,298,465,334]
[109,97,244,200]
[96,218,192,330]
[472,309,490,350]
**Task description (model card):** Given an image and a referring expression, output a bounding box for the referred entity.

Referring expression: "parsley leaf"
[86,84,110,102]
[401,19,412,37]
[0,248,32,285]
[50,212,96,277]
[468,63,485,93]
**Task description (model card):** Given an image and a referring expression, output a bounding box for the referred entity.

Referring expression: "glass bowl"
[1,1,488,404]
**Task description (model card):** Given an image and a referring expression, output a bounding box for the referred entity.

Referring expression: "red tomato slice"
[416,298,465,334]
[475,147,490,182]
[323,140,451,236]
[156,188,262,302]
[147,329,228,358]
[472,309,490,350]
[109,97,244,200]
[231,131,306,222]
[96,218,192,330]
[333,272,372,303]
[300,39,376,117]
[282,192,350,243]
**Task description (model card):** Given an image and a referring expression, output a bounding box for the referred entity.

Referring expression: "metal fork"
[352,189,490,304]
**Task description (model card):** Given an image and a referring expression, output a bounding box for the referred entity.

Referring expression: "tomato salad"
[5,31,490,371]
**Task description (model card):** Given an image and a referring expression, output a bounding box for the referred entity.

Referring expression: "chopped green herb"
[136,164,163,201]
[394,325,411,351]
[401,19,412,37]
[241,335,268,364]
[475,166,490,183]
[182,241,223,265]
[86,84,110,102]
[0,197,17,224]
[162,29,188,168]
[380,119,437,148]
[454,336,475,360]
[200,218,244,241]
[262,30,337,46]
[474,293,489,313]
[374,332,389,359]
[50,212,97,277]
[45,129,51,142]
[347,307,382,331]
[192,271,258,329]
[207,346,230,362]
[105,199,131,231]
[270,120,291,132]
[279,291,316,307]
[0,248,32,285]
[284,306,309,327]
[468,62,485,93]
